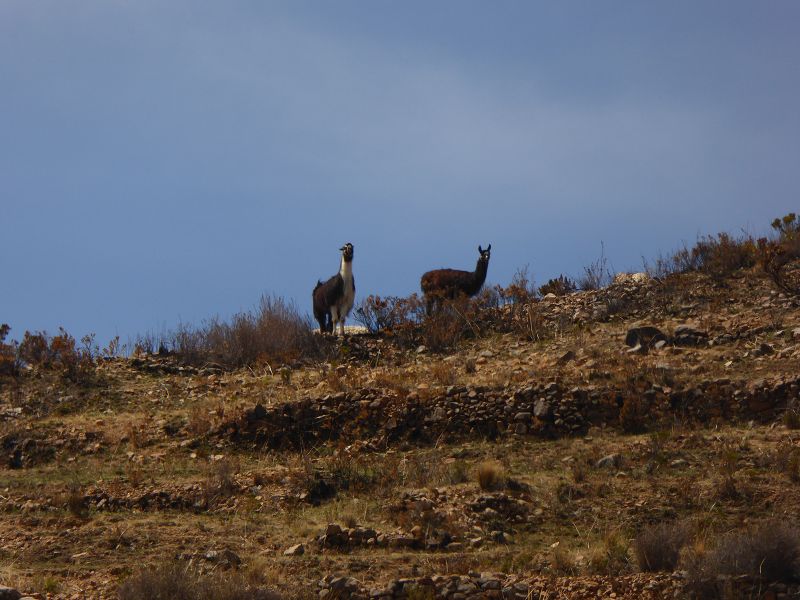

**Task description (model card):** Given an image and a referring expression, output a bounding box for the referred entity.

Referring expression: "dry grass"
[118,562,279,600]
[634,521,692,572]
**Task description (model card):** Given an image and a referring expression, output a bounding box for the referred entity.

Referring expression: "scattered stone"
[596,454,623,469]
[0,587,20,600]
[284,543,304,556]
[625,326,667,349]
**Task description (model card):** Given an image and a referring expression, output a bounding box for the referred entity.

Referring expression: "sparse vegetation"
[635,521,691,572]
[136,295,319,369]
[476,461,505,491]
[538,274,577,297]
[118,562,278,600]
[4,216,800,598]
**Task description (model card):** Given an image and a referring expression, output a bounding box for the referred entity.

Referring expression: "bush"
[686,521,800,596]
[118,562,279,600]
[0,324,18,376]
[17,327,96,383]
[136,295,320,369]
[476,461,505,491]
[578,243,614,290]
[693,232,758,281]
[538,274,577,297]
[635,521,691,572]
[588,530,631,576]
[759,213,800,296]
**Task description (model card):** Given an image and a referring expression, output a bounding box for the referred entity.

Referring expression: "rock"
[596,453,622,469]
[0,587,20,600]
[284,543,305,556]
[513,412,531,422]
[670,459,689,468]
[757,343,775,356]
[792,327,800,342]
[534,399,551,419]
[514,423,527,435]
[416,345,427,354]
[557,350,575,364]
[625,326,667,348]
[673,325,709,346]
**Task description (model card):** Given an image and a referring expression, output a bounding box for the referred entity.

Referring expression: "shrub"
[686,521,800,595]
[578,243,614,290]
[538,274,577,297]
[476,461,505,491]
[204,457,240,504]
[0,324,18,376]
[137,295,320,369]
[118,562,279,600]
[759,213,800,296]
[642,243,702,279]
[354,294,425,334]
[588,530,631,576]
[635,521,691,572]
[693,232,758,281]
[17,327,95,383]
[501,266,538,304]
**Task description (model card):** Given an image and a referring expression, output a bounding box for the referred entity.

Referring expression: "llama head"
[478,244,491,264]
[340,242,354,262]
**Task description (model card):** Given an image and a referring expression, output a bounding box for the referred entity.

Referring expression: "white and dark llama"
[420,244,491,313]
[312,243,356,335]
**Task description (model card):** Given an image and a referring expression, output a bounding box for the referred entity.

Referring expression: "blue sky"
[2,1,799,344]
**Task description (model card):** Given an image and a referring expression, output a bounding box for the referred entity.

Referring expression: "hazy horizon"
[3,2,799,344]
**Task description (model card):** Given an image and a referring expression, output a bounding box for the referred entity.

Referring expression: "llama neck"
[473,259,488,287]
[340,257,353,282]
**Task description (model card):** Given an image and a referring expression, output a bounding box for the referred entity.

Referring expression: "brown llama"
[420,244,491,314]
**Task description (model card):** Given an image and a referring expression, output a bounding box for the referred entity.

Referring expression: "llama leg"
[330,307,340,336]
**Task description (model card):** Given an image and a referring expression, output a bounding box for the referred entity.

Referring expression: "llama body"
[421,245,491,313]
[313,243,355,335]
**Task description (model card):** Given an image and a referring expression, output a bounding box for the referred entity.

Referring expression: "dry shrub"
[550,543,578,575]
[588,530,631,576]
[760,213,800,296]
[643,243,702,279]
[372,371,410,398]
[476,461,505,491]
[578,242,614,291]
[137,295,319,369]
[635,521,691,572]
[685,521,800,595]
[784,406,800,430]
[17,327,96,383]
[58,482,88,519]
[420,296,477,352]
[0,324,18,376]
[693,232,758,281]
[619,396,648,434]
[354,294,425,335]
[500,266,538,304]
[716,445,742,500]
[538,274,577,297]
[430,361,456,386]
[118,562,279,600]
[204,457,240,504]
[187,404,213,436]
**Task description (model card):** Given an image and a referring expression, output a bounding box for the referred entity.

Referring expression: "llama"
[420,244,491,313]
[312,243,356,335]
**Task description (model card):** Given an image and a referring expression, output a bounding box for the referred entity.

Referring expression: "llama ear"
[487,244,491,252]
[478,245,483,253]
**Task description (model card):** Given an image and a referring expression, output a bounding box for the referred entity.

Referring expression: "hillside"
[2,266,800,599]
